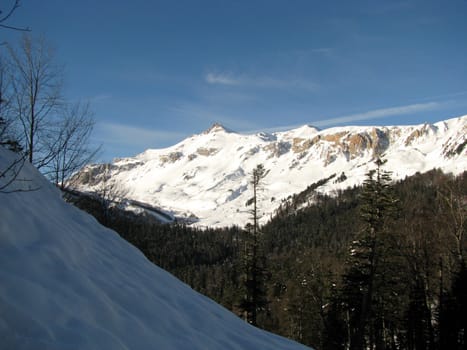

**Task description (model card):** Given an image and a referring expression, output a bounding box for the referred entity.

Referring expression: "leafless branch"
[0,0,30,32]
[0,152,38,193]
[6,34,63,167]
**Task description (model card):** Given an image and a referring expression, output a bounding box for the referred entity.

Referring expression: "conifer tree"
[341,158,402,350]
[240,164,269,326]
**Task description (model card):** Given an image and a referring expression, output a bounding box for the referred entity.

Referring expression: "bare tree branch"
[6,34,63,167]
[0,152,24,190]
[0,151,39,193]
[0,0,30,33]
[43,101,101,189]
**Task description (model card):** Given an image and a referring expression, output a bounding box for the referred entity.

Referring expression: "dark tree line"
[67,167,466,349]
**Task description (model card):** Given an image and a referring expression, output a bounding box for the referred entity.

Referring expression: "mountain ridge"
[71,115,467,227]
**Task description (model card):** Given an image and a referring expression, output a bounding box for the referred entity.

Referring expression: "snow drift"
[0,149,310,350]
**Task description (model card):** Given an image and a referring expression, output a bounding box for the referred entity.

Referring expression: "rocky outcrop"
[197,147,219,156]
[404,123,438,146]
[304,128,389,162]
[292,138,314,153]
[442,124,467,157]
[345,128,389,158]
[160,152,183,164]
[70,163,113,186]
[263,141,291,158]
[204,123,230,134]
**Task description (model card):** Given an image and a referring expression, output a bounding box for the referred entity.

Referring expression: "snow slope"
[0,149,310,350]
[72,116,467,227]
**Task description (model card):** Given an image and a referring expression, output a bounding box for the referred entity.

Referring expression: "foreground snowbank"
[0,149,310,350]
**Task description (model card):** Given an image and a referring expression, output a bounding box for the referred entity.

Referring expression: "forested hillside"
[67,168,466,350]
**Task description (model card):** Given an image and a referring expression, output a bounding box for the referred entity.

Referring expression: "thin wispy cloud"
[205,72,319,91]
[249,101,441,134]
[313,102,441,127]
[205,73,240,86]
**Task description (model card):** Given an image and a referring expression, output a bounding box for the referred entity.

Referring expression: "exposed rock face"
[296,128,390,162]
[203,122,231,134]
[292,138,314,153]
[70,163,112,186]
[345,128,389,158]
[405,129,424,146]
[160,152,183,164]
[263,141,291,158]
[318,131,348,145]
[197,147,219,156]
[442,123,467,157]
[404,123,438,146]
[70,116,467,227]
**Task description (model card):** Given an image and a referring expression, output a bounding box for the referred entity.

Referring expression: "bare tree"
[1,6,96,193]
[7,34,63,168]
[437,177,467,265]
[1,59,35,193]
[2,33,99,192]
[0,0,31,193]
[0,152,23,192]
[0,54,14,143]
[45,101,100,189]
[0,96,26,193]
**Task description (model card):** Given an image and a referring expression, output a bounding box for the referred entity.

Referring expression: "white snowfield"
[0,149,311,350]
[73,115,467,227]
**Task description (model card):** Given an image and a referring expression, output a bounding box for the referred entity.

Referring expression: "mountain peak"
[204,123,232,134]
[72,115,467,228]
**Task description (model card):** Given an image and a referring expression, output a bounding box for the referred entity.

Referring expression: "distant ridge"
[71,115,467,227]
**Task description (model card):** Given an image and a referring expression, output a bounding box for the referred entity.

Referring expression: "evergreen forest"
[67,167,467,350]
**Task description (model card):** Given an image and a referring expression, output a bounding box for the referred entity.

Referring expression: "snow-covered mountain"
[0,149,310,349]
[72,115,467,227]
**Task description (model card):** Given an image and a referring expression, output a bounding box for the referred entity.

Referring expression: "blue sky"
[3,0,467,161]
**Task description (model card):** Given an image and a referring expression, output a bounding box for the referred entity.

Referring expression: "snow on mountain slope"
[72,116,467,227]
[0,149,311,350]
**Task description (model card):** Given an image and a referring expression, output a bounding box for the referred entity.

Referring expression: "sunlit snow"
[74,116,466,227]
[0,149,311,350]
